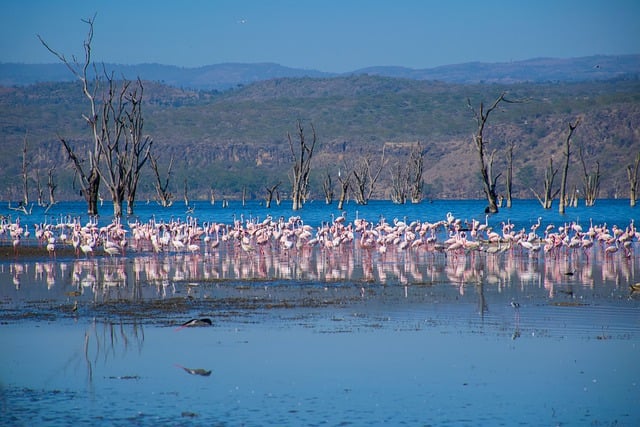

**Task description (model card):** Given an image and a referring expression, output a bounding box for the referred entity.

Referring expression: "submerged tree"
[265,182,281,208]
[21,133,30,206]
[288,120,316,211]
[628,151,640,207]
[39,16,151,217]
[505,141,515,208]
[531,157,559,209]
[322,170,334,204]
[467,93,513,214]
[336,166,351,210]
[123,79,153,215]
[352,148,386,205]
[389,161,409,204]
[94,73,150,217]
[408,142,425,204]
[558,119,581,214]
[579,145,601,207]
[39,16,102,215]
[47,166,58,205]
[149,154,175,207]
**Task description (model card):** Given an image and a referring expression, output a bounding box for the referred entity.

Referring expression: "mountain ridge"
[2,54,639,90]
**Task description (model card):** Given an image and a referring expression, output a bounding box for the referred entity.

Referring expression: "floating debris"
[175,364,212,376]
[175,318,212,331]
[107,375,141,380]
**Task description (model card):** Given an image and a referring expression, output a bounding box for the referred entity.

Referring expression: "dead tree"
[183,178,190,207]
[579,145,601,207]
[390,161,408,204]
[531,157,559,209]
[123,79,152,216]
[322,171,334,204]
[288,121,316,211]
[505,141,515,208]
[47,166,57,205]
[265,182,281,208]
[21,134,29,206]
[467,94,512,213]
[39,16,102,215]
[627,151,640,207]
[149,154,174,207]
[35,169,45,207]
[409,143,425,204]
[352,148,386,205]
[336,166,351,210]
[94,73,129,217]
[559,119,581,214]
[85,72,153,218]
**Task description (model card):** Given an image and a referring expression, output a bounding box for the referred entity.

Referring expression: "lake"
[1,199,639,426]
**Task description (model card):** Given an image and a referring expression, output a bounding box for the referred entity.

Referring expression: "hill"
[1,72,639,205]
[2,54,639,90]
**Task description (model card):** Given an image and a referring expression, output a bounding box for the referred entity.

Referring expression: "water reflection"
[82,320,145,388]
[1,241,638,306]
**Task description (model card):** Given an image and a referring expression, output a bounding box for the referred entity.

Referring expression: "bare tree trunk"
[505,141,515,208]
[627,151,640,207]
[39,16,103,216]
[265,182,281,208]
[579,145,601,206]
[149,154,174,207]
[47,166,57,205]
[322,171,334,204]
[95,73,128,218]
[21,134,29,206]
[390,161,408,204]
[467,93,512,214]
[61,137,101,215]
[124,78,153,216]
[183,178,190,207]
[409,142,425,203]
[531,157,559,209]
[352,148,386,205]
[288,121,316,211]
[35,169,44,207]
[337,167,351,210]
[559,119,580,214]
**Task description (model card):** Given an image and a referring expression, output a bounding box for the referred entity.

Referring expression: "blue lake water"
[1,199,639,426]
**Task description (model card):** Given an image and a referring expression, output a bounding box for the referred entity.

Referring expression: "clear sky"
[1,0,639,73]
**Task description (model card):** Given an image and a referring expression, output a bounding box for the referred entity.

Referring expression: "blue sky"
[1,0,639,72]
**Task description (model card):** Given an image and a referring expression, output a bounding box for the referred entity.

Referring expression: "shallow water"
[1,200,640,426]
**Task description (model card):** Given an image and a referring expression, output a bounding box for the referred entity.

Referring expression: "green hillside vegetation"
[1,75,639,205]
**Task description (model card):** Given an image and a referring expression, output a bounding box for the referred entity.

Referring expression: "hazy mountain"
[352,55,640,83]
[1,55,638,90]
[0,62,335,91]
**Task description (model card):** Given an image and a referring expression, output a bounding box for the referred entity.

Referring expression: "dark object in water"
[510,301,520,308]
[180,318,212,327]
[175,364,212,376]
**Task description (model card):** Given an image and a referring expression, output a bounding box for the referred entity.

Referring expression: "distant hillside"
[1,55,639,90]
[353,55,640,83]
[0,62,335,91]
[1,75,638,203]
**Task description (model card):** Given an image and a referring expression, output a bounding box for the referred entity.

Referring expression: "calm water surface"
[1,200,639,426]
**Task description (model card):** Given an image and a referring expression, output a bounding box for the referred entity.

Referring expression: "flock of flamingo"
[1,211,636,262]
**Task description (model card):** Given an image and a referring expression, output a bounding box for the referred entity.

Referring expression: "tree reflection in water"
[83,319,145,388]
